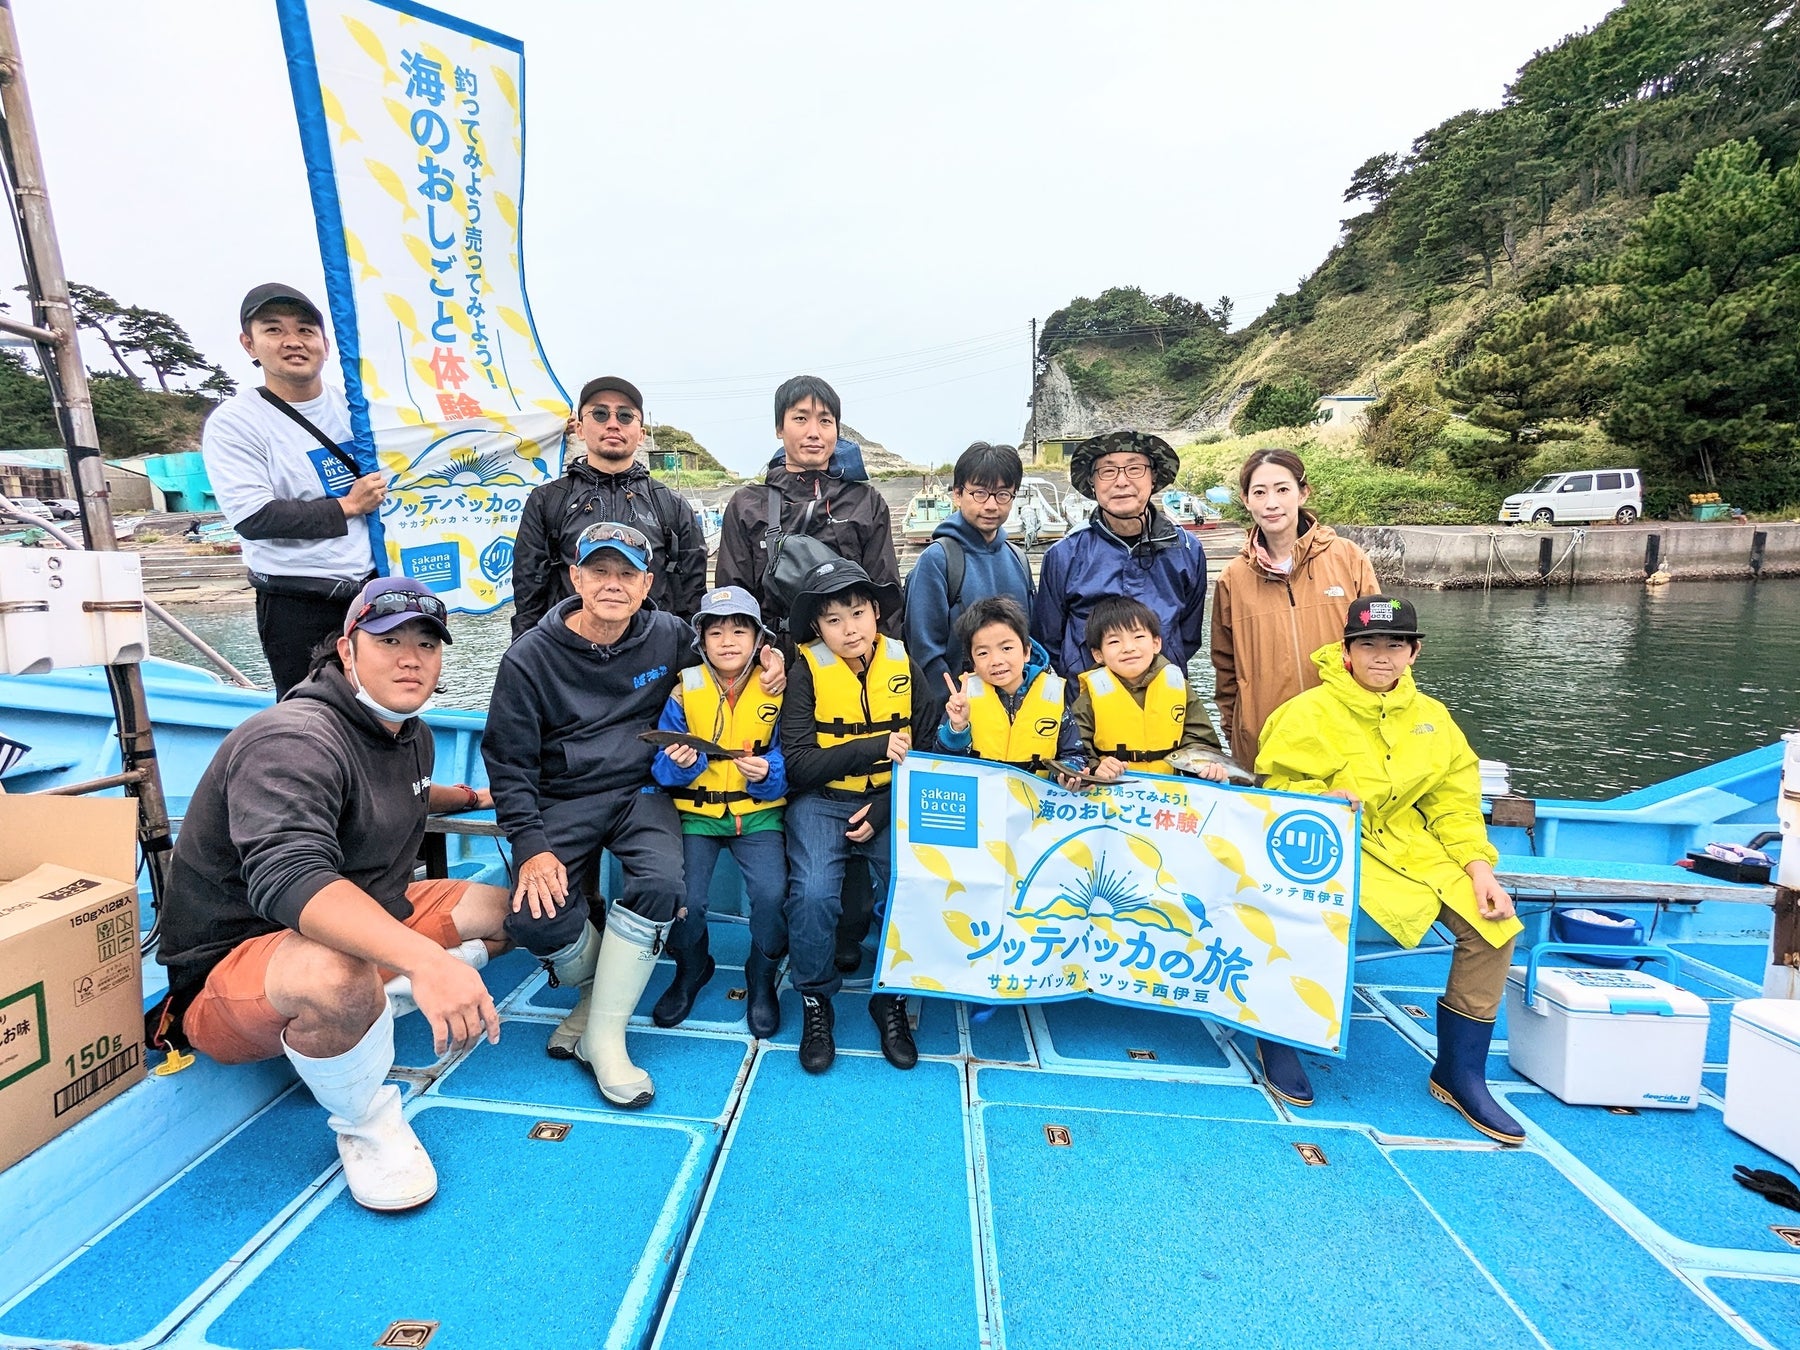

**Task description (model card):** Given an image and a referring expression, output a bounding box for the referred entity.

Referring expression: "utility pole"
[0,1,174,909]
[1028,317,1038,463]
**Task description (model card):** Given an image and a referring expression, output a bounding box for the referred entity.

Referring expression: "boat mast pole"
[0,0,175,908]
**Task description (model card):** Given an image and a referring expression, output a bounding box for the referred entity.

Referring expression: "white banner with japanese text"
[876,755,1361,1055]
[279,0,566,613]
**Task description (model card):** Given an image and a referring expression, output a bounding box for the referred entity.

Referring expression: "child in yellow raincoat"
[1255,594,1525,1144]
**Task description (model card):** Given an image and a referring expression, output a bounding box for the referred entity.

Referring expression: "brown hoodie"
[1209,513,1378,769]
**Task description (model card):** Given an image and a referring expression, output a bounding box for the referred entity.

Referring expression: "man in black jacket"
[714,375,901,640]
[484,522,783,1107]
[509,376,706,636]
[156,577,507,1213]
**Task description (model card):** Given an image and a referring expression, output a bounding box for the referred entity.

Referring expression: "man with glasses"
[903,441,1034,690]
[156,576,507,1212]
[1032,430,1209,677]
[510,376,706,637]
[484,522,781,1106]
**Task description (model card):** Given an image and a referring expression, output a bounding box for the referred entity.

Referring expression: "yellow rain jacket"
[1254,643,1521,950]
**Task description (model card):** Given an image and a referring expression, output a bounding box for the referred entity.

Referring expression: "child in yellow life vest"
[649,587,788,1032]
[1255,594,1525,1144]
[937,596,1083,780]
[780,557,945,1076]
[1071,596,1229,783]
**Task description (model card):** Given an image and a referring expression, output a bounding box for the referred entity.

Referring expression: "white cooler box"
[1724,1000,1800,1169]
[1506,944,1707,1109]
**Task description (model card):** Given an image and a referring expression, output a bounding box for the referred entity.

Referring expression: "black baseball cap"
[240,283,324,330]
[577,376,644,414]
[1344,593,1423,642]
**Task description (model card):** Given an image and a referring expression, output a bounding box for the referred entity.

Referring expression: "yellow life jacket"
[669,665,785,819]
[966,670,1066,769]
[803,637,912,793]
[1081,662,1187,775]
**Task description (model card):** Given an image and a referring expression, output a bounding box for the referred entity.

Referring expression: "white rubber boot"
[576,906,665,1108]
[544,923,600,1060]
[385,938,490,1021]
[283,1004,437,1211]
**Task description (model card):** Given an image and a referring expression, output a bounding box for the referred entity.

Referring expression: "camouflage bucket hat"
[1069,430,1181,498]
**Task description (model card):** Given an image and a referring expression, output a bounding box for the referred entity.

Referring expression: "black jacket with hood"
[157,664,437,1016]
[483,599,697,862]
[511,456,707,636]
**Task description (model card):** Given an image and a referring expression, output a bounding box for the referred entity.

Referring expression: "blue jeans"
[673,828,789,961]
[784,792,891,998]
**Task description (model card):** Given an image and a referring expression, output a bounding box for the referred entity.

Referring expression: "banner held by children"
[877,754,1361,1055]
[278,0,567,613]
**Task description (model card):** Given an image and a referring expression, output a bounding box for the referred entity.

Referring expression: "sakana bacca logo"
[1266,809,1343,885]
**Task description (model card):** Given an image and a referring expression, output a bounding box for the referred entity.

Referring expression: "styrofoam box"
[1505,964,1708,1109]
[1724,999,1800,1168]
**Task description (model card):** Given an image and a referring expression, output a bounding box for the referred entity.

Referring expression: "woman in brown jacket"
[1211,448,1379,771]
[1209,450,1375,1101]
[1209,447,1379,1108]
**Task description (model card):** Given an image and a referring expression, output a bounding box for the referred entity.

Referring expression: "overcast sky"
[7,0,1619,471]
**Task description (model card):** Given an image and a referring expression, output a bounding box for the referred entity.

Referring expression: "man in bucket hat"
[155,576,507,1212]
[1032,430,1210,679]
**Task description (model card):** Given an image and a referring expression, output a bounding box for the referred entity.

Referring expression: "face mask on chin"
[346,650,433,723]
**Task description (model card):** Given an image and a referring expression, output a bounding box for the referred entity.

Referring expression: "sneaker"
[799,994,835,1073]
[869,993,918,1070]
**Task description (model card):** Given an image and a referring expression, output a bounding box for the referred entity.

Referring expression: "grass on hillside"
[649,469,739,489]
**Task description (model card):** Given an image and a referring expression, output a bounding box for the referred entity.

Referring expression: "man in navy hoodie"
[484,522,781,1109]
[904,441,1034,691]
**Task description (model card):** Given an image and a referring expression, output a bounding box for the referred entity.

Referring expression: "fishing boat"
[901,484,955,546]
[685,496,724,556]
[1003,476,1068,545]
[1159,487,1222,531]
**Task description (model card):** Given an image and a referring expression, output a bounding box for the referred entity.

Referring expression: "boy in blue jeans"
[650,586,789,1033]
[780,558,943,1074]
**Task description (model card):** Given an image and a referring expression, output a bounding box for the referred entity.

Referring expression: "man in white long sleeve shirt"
[201,283,388,696]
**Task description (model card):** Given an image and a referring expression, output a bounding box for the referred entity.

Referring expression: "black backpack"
[761,486,847,630]
[902,534,1034,623]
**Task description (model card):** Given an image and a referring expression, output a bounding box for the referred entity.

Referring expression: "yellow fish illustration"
[1062,964,1086,989]
[1060,839,1095,873]
[911,845,966,901]
[343,228,380,283]
[911,976,945,992]
[883,920,913,967]
[1204,835,1260,893]
[319,86,362,146]
[1006,775,1041,821]
[941,911,982,949]
[488,64,520,114]
[985,839,1019,877]
[1322,911,1351,946]
[492,190,520,232]
[364,159,419,222]
[342,16,397,81]
[1232,903,1292,964]
[1291,976,1341,1045]
[497,306,535,341]
[1123,833,1164,872]
[382,96,414,141]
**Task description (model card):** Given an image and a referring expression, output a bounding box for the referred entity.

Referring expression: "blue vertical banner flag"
[877,755,1362,1055]
[277,0,566,612]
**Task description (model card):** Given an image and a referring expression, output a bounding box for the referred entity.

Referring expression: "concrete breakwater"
[1337,521,1800,589]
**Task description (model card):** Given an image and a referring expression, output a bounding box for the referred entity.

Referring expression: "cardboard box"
[0,795,144,1173]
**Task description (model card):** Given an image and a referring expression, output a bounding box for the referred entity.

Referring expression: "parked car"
[1499,469,1642,526]
[44,498,79,520]
[4,496,54,521]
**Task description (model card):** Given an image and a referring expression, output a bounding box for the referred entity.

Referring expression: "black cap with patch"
[1343,593,1422,641]
[239,283,324,330]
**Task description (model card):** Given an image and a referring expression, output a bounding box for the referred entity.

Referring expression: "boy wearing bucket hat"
[1031,430,1209,679]
[648,586,790,1032]
[779,557,945,1074]
[1253,595,1526,1143]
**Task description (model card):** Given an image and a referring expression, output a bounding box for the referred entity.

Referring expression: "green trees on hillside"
[1038,286,1240,385]
[1440,290,1598,478]
[1233,377,1326,435]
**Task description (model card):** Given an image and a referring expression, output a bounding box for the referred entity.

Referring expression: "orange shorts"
[182,878,470,1065]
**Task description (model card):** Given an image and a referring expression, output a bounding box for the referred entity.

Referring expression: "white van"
[1499,469,1643,526]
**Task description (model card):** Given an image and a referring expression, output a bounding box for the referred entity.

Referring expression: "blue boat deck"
[2,930,1796,1350]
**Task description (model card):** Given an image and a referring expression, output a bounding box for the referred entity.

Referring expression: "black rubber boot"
[1255,1038,1315,1108]
[744,944,782,1039]
[869,994,918,1070]
[799,994,836,1073]
[650,933,715,1028]
[834,861,874,972]
[1429,1000,1525,1145]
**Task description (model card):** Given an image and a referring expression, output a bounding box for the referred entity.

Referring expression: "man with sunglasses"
[510,376,706,637]
[903,440,1034,690]
[156,576,508,1213]
[1032,430,1209,679]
